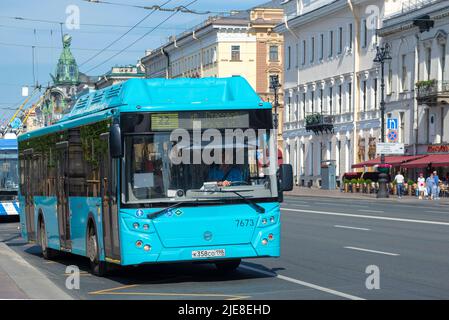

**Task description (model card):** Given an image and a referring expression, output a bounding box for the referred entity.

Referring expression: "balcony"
[305,112,334,135]
[416,80,449,105]
[358,109,380,121]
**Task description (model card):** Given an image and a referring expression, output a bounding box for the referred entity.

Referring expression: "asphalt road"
[1,195,449,300]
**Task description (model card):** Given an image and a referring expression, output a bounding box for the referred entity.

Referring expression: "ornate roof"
[52,34,79,85]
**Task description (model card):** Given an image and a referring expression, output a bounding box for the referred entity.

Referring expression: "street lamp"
[373,43,392,198]
[270,75,281,131]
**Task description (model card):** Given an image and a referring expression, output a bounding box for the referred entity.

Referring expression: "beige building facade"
[141,1,285,148]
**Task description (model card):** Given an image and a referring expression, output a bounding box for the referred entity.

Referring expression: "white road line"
[240,264,364,300]
[288,204,311,207]
[282,207,449,226]
[334,225,370,231]
[344,246,400,256]
[358,209,385,213]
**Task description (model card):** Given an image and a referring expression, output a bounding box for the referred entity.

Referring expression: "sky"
[0,0,268,122]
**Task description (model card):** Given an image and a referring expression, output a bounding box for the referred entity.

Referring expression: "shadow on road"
[22,244,278,286]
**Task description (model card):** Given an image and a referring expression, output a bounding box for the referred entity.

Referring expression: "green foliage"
[365,178,372,184]
[344,179,350,184]
[407,179,414,185]
[350,178,358,184]
[305,113,322,126]
[415,79,436,88]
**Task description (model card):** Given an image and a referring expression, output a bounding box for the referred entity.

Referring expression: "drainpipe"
[414,33,420,155]
[161,47,170,79]
[348,0,360,169]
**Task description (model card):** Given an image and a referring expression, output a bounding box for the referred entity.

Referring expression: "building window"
[362,80,367,112]
[319,88,323,113]
[231,45,240,61]
[329,87,333,115]
[387,62,393,94]
[302,92,306,119]
[310,37,315,63]
[287,46,291,69]
[320,34,324,60]
[441,43,446,82]
[302,40,306,65]
[401,54,408,91]
[348,82,352,113]
[311,91,315,113]
[426,47,432,80]
[362,19,367,48]
[374,78,378,109]
[338,27,343,54]
[349,23,353,50]
[329,31,334,57]
[338,84,342,114]
[269,45,279,61]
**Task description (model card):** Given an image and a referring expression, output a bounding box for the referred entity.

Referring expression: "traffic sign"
[376,143,405,155]
[387,129,398,143]
[387,118,398,130]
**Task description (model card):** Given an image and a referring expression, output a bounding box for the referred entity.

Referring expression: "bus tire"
[87,224,108,277]
[38,218,58,260]
[215,259,241,273]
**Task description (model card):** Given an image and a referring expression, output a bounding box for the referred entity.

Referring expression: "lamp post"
[270,75,281,131]
[373,43,392,198]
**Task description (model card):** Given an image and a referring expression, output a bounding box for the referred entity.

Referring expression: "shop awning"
[352,155,426,168]
[401,154,449,168]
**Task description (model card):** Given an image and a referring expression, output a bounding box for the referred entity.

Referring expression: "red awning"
[401,154,449,168]
[352,155,425,168]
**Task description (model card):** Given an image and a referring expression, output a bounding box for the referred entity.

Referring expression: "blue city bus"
[18,77,292,276]
[0,137,20,217]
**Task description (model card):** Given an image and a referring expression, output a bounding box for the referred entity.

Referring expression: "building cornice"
[378,0,449,37]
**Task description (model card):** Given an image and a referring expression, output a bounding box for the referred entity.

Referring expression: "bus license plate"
[191,249,225,258]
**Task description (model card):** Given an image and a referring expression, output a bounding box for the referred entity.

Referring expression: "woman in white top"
[417,173,426,200]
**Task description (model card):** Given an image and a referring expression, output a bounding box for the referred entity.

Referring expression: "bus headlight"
[143,245,151,252]
[133,222,140,229]
[270,216,275,223]
[261,238,268,245]
[143,224,149,231]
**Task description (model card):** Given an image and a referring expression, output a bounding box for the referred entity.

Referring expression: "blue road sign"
[387,118,398,130]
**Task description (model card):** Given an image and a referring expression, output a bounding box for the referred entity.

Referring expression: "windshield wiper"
[190,189,266,214]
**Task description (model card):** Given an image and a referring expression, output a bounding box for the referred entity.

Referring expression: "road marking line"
[88,285,248,300]
[240,264,364,300]
[334,225,370,231]
[358,209,384,213]
[344,246,399,256]
[287,204,311,207]
[282,207,449,226]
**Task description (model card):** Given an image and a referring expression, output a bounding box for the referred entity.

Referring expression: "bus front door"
[100,135,121,263]
[23,152,35,242]
[56,142,71,251]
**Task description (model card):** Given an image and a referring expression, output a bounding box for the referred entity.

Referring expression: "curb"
[0,243,73,300]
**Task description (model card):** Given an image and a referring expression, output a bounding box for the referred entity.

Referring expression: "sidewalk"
[0,243,73,300]
[286,187,449,204]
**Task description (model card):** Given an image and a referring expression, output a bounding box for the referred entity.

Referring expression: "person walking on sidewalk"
[426,173,437,200]
[417,173,426,200]
[394,171,405,199]
[433,171,440,200]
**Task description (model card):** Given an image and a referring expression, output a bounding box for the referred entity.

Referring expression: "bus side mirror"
[279,164,293,192]
[110,123,123,158]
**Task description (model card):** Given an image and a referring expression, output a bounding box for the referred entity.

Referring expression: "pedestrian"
[426,173,436,200]
[394,171,405,199]
[417,173,426,200]
[433,171,440,200]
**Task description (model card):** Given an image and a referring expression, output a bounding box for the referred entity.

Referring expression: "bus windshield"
[122,110,278,205]
[0,145,18,197]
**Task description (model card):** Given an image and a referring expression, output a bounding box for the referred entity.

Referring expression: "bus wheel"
[38,219,58,260]
[215,259,241,273]
[87,225,108,277]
